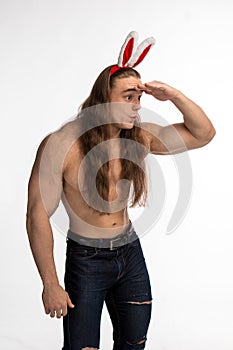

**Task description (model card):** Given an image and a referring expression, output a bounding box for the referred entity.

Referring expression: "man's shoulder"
[39,119,81,153]
[36,119,82,174]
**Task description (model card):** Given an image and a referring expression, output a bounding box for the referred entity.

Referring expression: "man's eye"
[125,95,132,101]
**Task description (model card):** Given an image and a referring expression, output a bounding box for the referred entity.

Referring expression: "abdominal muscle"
[62,187,131,239]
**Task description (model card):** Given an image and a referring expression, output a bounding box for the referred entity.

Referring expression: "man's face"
[109,76,143,130]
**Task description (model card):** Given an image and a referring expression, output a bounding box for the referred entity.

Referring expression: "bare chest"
[63,154,124,192]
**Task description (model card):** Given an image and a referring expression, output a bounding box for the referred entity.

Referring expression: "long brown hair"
[77,65,149,214]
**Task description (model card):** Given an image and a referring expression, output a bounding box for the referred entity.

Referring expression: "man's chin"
[119,122,135,129]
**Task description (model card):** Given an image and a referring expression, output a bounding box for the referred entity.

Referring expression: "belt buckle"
[110,235,128,250]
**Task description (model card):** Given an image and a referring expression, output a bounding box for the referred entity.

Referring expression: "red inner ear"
[122,37,134,66]
[132,44,152,68]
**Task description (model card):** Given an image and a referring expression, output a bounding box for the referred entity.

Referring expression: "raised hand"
[138,81,180,101]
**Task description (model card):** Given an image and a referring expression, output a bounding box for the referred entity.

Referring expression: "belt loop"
[110,241,114,251]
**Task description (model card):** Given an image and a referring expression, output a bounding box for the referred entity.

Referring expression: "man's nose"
[132,99,141,111]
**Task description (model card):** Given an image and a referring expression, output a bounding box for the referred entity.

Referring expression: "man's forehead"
[114,77,142,91]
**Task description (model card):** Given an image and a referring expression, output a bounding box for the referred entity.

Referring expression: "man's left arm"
[139,81,216,154]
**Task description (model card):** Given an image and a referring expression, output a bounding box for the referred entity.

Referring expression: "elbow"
[26,206,44,238]
[198,124,216,147]
[204,125,216,145]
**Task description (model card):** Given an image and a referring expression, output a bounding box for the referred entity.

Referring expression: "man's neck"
[108,124,121,139]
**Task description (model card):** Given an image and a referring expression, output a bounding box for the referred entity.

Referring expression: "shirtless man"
[26,33,216,350]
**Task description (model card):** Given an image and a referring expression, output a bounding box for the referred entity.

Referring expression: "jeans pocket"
[68,245,98,260]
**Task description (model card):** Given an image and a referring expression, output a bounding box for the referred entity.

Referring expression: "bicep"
[158,123,209,154]
[142,122,207,155]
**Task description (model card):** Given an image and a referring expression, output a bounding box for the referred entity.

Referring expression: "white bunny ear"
[110,31,156,76]
[117,31,138,67]
[127,37,156,68]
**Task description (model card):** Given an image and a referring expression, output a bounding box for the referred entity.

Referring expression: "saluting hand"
[138,81,181,102]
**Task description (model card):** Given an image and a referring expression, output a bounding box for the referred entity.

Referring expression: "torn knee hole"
[127,300,152,305]
[127,338,146,346]
[130,339,146,345]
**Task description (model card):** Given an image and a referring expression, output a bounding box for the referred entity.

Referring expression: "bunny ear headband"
[110,31,156,76]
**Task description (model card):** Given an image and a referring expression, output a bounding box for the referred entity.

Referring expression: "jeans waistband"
[67,221,138,250]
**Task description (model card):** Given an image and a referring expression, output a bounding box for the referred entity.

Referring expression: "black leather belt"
[67,221,138,250]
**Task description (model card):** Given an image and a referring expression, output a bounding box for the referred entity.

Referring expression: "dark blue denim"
[62,228,152,350]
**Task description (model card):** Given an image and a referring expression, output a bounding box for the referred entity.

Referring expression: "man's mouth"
[129,114,138,120]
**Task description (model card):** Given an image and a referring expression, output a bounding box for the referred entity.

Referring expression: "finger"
[144,82,153,87]
[145,80,161,86]
[44,307,50,314]
[137,83,146,89]
[50,310,56,318]
[67,296,75,309]
[137,84,152,94]
[61,306,68,317]
[142,88,153,95]
[56,309,62,319]
[144,82,161,89]
[137,84,150,92]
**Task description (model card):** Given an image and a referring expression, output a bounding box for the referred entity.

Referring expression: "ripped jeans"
[62,227,152,350]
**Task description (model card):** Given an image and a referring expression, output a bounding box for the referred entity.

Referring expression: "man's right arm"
[26,135,74,318]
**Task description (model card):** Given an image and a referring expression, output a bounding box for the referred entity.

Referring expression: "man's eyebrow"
[121,88,143,93]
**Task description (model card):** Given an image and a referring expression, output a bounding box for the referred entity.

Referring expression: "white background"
[1,0,233,349]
